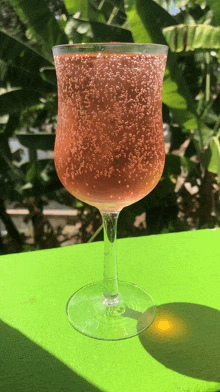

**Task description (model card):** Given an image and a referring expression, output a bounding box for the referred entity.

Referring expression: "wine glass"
[53,43,168,340]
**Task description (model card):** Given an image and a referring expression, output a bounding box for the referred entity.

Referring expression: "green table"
[1,229,220,392]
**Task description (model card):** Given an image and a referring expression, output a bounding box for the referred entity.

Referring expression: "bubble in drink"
[54,52,167,212]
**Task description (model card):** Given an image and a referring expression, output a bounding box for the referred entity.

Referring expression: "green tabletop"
[1,229,220,392]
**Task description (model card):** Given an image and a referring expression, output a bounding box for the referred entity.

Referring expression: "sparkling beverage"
[54,52,167,212]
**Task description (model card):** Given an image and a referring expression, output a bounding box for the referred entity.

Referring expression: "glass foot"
[66,281,156,340]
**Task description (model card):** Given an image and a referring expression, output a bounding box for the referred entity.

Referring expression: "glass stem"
[101,212,120,305]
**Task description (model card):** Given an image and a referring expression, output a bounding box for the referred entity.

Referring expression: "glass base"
[66,281,156,340]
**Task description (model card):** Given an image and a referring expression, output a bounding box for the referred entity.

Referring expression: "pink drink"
[54,53,167,212]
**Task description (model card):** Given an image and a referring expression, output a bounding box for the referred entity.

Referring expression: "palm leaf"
[64,0,89,18]
[125,6,152,43]
[1,62,55,92]
[0,29,52,69]
[10,0,68,61]
[65,14,133,43]
[195,0,220,26]
[0,31,55,93]
[201,136,220,182]
[126,0,206,133]
[173,0,189,8]
[149,0,188,12]
[163,24,220,52]
[16,133,55,151]
[0,89,41,116]
[90,20,133,42]
[135,0,176,45]
[153,0,172,11]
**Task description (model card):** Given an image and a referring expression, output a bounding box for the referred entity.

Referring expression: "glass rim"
[52,42,168,55]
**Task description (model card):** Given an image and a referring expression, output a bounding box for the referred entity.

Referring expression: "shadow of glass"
[138,302,220,382]
[0,320,103,392]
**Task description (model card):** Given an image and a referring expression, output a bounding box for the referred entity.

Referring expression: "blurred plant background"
[0,0,220,254]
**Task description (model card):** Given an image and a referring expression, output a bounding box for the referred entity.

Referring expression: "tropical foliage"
[0,0,220,253]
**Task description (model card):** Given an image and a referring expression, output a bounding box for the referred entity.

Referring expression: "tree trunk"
[23,199,59,249]
[0,229,6,254]
[0,198,23,248]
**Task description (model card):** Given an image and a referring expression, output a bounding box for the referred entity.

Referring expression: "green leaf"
[0,135,12,166]
[0,29,52,69]
[40,165,52,182]
[163,24,220,52]
[162,68,204,130]
[153,0,185,12]
[173,0,189,8]
[124,0,135,12]
[76,199,84,207]
[26,159,38,183]
[20,182,33,193]
[201,136,220,182]
[20,158,54,174]
[126,0,195,129]
[64,19,82,43]
[0,138,26,182]
[126,6,151,42]
[3,114,20,138]
[19,159,61,195]
[10,0,68,60]
[5,63,55,92]
[40,66,57,85]
[88,3,106,24]
[16,133,55,151]
[127,0,212,133]
[0,59,8,82]
[193,126,214,149]
[90,21,133,42]
[0,114,9,125]
[135,0,177,45]
[66,14,133,43]
[64,0,89,18]
[169,125,187,151]
[0,30,55,91]
[0,89,41,115]
[164,153,198,176]
[154,0,168,10]
[195,0,220,26]
[0,173,23,202]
